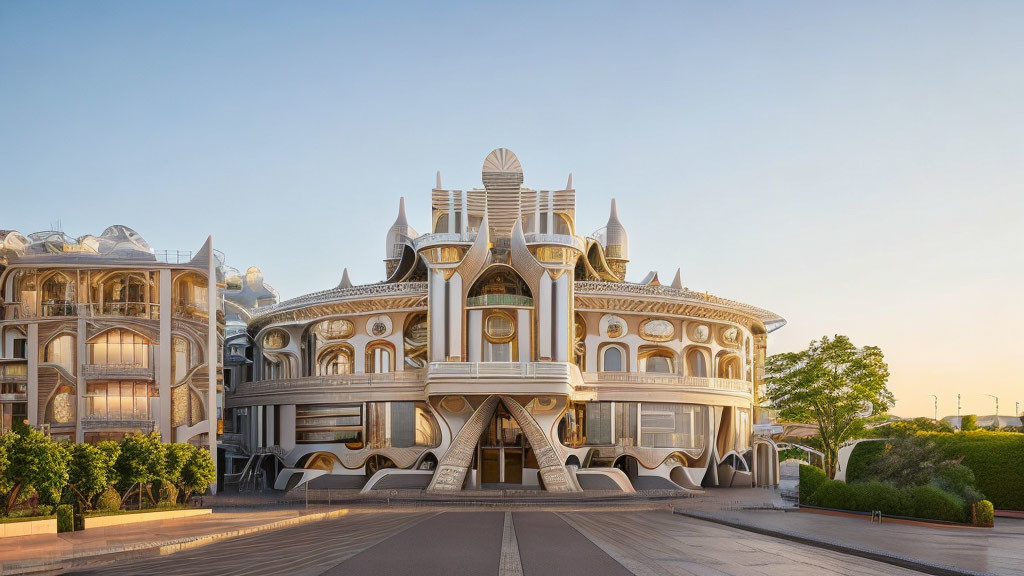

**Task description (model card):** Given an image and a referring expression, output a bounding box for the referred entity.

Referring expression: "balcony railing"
[0,363,28,382]
[581,372,752,394]
[82,363,156,380]
[232,370,424,397]
[427,362,573,379]
[523,233,585,251]
[414,232,477,250]
[465,294,534,308]
[81,417,155,432]
[77,303,160,319]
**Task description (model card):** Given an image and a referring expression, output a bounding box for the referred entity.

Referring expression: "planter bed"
[83,507,211,529]
[0,517,57,538]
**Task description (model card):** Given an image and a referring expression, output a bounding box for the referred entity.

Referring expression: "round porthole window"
[484,312,515,343]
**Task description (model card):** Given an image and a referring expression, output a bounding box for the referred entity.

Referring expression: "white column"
[447,192,455,234]
[467,310,482,362]
[553,274,569,362]
[537,275,552,360]
[158,269,172,440]
[26,323,38,426]
[207,240,219,493]
[534,190,541,233]
[629,344,639,373]
[516,309,531,362]
[546,191,554,235]
[429,270,446,362]
[279,405,296,452]
[447,273,463,361]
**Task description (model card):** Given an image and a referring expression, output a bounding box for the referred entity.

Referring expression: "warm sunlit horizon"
[3,2,1021,420]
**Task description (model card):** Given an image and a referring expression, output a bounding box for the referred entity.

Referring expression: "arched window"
[403,313,428,369]
[172,336,191,382]
[718,355,742,379]
[366,342,394,374]
[317,344,353,375]
[601,345,626,372]
[173,272,209,320]
[686,348,709,377]
[44,334,75,373]
[639,346,675,374]
[41,273,75,316]
[95,272,150,316]
[466,265,533,308]
[89,329,150,367]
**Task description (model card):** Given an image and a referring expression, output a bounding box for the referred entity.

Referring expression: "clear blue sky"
[2,2,1022,418]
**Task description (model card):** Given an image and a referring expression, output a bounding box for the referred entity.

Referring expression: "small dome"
[481,148,524,189]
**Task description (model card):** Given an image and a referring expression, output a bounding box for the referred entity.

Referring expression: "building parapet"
[227,371,426,407]
[580,372,753,394]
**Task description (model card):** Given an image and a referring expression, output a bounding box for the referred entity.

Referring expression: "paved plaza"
[58,508,931,576]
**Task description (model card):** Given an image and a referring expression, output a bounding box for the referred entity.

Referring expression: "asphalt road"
[63,508,924,576]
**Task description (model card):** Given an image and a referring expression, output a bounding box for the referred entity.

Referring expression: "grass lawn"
[0,514,56,524]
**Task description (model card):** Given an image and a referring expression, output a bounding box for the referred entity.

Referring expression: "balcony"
[425,361,577,396]
[226,371,426,408]
[523,233,585,252]
[77,303,160,320]
[82,363,155,381]
[414,232,477,251]
[0,362,28,383]
[81,416,155,432]
[580,372,752,395]
[465,294,534,308]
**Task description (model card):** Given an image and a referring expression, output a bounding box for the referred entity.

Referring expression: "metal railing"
[523,233,585,251]
[0,363,28,381]
[427,362,572,379]
[581,372,752,393]
[231,370,425,398]
[80,417,155,432]
[465,294,534,308]
[82,363,156,380]
[76,302,160,319]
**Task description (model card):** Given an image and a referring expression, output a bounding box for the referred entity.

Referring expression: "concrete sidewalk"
[0,507,365,575]
[674,506,1024,576]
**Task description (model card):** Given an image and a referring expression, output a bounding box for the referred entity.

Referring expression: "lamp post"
[930,395,938,423]
[983,394,999,429]
[957,394,961,431]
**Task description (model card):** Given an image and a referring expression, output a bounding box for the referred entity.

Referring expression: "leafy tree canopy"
[765,335,892,477]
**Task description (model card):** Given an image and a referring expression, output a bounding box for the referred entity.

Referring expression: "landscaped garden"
[0,421,215,531]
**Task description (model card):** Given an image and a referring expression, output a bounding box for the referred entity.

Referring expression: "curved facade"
[226,149,786,493]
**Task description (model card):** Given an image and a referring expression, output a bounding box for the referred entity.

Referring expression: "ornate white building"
[224,149,786,494]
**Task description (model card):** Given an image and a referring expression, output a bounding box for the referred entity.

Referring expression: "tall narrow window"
[601,346,624,372]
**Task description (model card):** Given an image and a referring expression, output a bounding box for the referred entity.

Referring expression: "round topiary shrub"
[973,500,994,527]
[912,484,966,523]
[95,487,122,512]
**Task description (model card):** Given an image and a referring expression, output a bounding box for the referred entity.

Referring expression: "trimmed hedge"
[804,479,967,523]
[926,431,1024,511]
[845,441,886,483]
[57,505,74,533]
[799,464,827,504]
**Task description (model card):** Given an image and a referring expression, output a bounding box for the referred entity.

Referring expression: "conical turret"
[604,199,629,280]
[338,268,353,289]
[385,197,418,277]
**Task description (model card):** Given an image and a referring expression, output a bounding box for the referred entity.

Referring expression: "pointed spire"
[394,197,408,226]
[338,268,352,289]
[566,172,573,190]
[671,268,683,289]
[435,171,442,190]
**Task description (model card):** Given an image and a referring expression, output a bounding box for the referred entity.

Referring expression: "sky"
[2,2,1022,419]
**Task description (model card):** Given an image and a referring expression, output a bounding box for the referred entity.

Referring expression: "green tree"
[115,432,165,507]
[64,443,115,511]
[95,441,121,488]
[163,443,193,504]
[0,422,69,515]
[961,414,978,432]
[179,446,216,503]
[764,335,892,478]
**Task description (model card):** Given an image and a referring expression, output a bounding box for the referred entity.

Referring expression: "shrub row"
[845,431,1024,511]
[799,465,982,524]
[925,431,1024,511]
